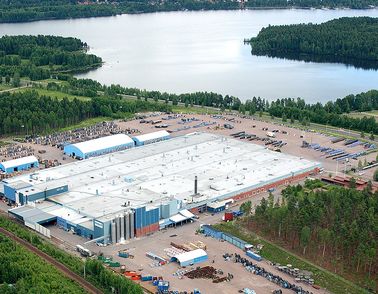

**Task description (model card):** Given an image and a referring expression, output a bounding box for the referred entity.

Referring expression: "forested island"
[0,35,102,80]
[249,17,378,69]
[0,0,377,23]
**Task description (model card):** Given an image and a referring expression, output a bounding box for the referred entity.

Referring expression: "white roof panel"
[71,134,133,154]
[133,130,170,143]
[0,156,38,169]
[170,214,187,223]
[173,249,207,263]
[179,209,195,219]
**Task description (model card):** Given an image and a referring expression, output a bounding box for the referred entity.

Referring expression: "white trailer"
[266,131,275,138]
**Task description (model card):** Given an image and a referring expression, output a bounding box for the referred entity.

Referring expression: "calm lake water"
[1,9,378,103]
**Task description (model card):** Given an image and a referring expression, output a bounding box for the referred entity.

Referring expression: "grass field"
[0,141,10,147]
[0,84,13,91]
[347,111,378,122]
[16,87,91,101]
[58,117,112,132]
[172,105,219,114]
[213,222,369,294]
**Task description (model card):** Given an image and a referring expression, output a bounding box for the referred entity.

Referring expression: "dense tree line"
[249,17,378,69]
[54,76,378,135]
[0,216,143,294]
[0,35,102,80]
[0,0,376,23]
[267,90,378,133]
[0,90,171,135]
[251,180,377,291]
[0,234,86,294]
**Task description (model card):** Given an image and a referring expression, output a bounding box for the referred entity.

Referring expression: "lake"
[1,9,378,103]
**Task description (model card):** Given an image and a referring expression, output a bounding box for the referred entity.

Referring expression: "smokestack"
[194,176,198,195]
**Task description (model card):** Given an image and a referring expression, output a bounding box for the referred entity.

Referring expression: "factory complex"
[1,132,320,244]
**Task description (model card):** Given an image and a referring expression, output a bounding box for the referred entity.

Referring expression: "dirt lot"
[79,212,327,294]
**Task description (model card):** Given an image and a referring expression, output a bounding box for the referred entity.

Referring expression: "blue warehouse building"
[0,156,39,174]
[64,134,134,159]
[132,130,170,146]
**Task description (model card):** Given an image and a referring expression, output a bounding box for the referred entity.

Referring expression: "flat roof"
[9,205,55,224]
[133,130,170,142]
[0,156,38,169]
[6,133,320,220]
[68,134,133,154]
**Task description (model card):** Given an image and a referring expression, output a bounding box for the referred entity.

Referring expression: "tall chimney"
[194,176,198,195]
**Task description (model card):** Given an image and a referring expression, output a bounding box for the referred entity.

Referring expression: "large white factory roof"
[4,133,320,220]
[0,156,38,169]
[68,134,133,154]
[133,130,170,142]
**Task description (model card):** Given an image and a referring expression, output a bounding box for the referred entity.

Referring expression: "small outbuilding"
[171,249,208,267]
[207,199,233,213]
[0,156,39,174]
[132,130,170,146]
[64,134,134,159]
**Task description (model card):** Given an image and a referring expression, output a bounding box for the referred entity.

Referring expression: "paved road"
[0,85,30,93]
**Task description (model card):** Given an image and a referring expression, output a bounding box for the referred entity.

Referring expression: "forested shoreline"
[249,17,378,69]
[0,0,376,23]
[1,34,378,138]
[248,180,377,291]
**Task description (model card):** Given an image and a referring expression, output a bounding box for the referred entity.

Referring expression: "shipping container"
[223,212,233,221]
[157,281,169,291]
[108,261,121,267]
[141,276,153,281]
[246,250,262,262]
[118,251,129,258]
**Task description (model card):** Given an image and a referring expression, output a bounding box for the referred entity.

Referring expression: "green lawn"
[0,141,10,147]
[347,111,378,122]
[40,78,70,86]
[58,117,112,132]
[213,222,369,294]
[16,87,91,101]
[172,105,219,114]
[0,84,13,91]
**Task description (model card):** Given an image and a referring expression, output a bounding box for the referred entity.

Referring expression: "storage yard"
[73,212,327,294]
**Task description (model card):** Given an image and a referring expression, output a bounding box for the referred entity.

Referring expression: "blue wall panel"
[0,160,39,174]
[57,217,68,230]
[64,142,134,159]
[4,185,16,202]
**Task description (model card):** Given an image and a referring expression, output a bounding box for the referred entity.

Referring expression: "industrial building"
[64,134,134,159]
[132,130,170,146]
[0,156,39,174]
[1,132,320,244]
[171,249,208,266]
[206,199,233,213]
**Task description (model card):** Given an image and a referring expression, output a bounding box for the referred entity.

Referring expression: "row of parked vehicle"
[230,131,287,148]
